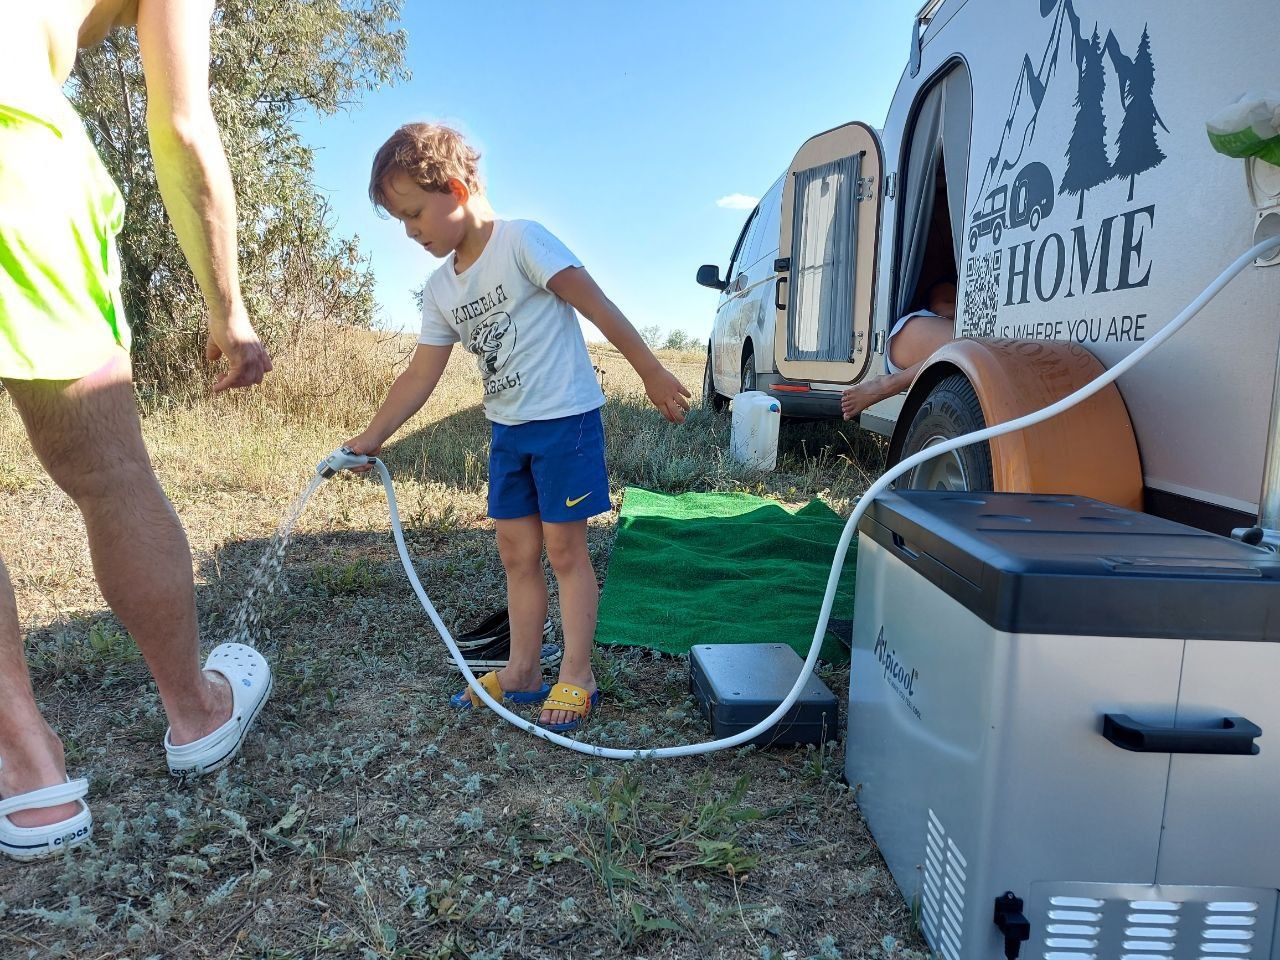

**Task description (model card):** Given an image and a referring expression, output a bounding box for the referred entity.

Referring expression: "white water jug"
[729,391,781,471]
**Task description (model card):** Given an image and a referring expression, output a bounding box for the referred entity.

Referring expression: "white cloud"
[716,193,759,210]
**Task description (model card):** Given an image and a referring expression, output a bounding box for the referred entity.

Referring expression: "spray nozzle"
[316,446,374,478]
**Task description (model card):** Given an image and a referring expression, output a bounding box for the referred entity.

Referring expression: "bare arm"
[346,344,454,455]
[136,0,270,391]
[547,266,691,423]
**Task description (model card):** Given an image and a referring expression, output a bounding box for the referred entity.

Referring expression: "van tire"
[898,374,994,492]
[740,350,757,393]
[703,347,727,411]
[991,220,1003,246]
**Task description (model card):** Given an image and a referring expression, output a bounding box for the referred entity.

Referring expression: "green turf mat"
[595,487,854,664]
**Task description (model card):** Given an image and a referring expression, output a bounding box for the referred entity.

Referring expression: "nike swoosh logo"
[565,492,592,508]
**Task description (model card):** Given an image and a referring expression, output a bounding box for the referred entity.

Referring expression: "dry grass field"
[0,327,926,959]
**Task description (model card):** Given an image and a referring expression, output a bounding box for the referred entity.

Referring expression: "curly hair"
[368,123,483,209]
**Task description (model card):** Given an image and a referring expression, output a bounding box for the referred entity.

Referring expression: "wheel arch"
[887,338,1143,509]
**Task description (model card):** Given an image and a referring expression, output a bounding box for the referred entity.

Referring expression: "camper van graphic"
[968,162,1055,251]
[468,311,516,376]
[968,0,1166,242]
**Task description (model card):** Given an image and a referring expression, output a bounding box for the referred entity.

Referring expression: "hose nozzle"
[317,446,373,478]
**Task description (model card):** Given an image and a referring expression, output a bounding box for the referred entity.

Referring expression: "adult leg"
[459,514,547,705]
[0,555,79,828]
[3,350,230,750]
[541,520,597,728]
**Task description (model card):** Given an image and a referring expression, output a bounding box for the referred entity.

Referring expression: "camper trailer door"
[774,122,883,386]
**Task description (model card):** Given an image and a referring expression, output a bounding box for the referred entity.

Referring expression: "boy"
[840,280,957,419]
[347,123,690,732]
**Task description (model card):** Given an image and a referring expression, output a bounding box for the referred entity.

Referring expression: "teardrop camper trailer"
[741,2,1280,960]
[704,0,1279,538]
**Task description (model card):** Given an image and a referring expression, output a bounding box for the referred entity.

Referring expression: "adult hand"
[206,316,273,392]
[644,366,692,424]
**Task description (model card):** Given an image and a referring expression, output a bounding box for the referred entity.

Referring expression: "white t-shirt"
[418,219,606,425]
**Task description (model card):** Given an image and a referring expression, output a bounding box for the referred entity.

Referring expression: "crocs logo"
[53,826,89,846]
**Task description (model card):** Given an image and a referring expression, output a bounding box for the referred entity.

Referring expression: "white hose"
[348,235,1280,759]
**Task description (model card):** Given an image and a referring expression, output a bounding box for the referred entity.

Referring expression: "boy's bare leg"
[541,520,597,727]
[1,351,231,803]
[466,514,546,705]
[0,555,80,827]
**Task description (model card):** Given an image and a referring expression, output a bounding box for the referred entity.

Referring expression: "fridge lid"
[859,491,1280,640]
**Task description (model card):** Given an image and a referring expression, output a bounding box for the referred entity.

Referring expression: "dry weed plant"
[0,327,918,959]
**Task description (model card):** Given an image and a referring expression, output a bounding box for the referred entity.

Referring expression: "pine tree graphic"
[1060,28,1112,219]
[1112,25,1166,202]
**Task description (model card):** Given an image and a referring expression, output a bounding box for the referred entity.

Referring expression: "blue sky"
[300,2,917,343]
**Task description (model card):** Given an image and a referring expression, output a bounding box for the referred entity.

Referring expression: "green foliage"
[637,323,663,348]
[662,329,697,351]
[67,0,408,396]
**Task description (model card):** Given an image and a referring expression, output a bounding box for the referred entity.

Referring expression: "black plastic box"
[689,643,839,746]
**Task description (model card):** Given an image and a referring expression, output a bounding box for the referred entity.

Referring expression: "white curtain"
[788,153,860,361]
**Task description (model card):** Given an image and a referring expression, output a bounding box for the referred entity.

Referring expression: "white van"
[702,0,1279,536]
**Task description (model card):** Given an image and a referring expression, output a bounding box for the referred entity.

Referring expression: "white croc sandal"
[0,775,92,862]
[164,642,272,778]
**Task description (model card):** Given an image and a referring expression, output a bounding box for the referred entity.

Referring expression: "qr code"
[961,251,1001,337]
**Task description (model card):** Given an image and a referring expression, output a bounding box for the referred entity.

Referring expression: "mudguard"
[887,337,1143,510]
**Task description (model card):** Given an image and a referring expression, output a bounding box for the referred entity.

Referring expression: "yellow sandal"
[537,682,601,732]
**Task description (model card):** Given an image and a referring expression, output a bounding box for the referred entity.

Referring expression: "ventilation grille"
[1031,885,1274,960]
[921,809,967,960]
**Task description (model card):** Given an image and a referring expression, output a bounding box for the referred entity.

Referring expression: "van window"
[727,204,759,279]
[754,176,785,268]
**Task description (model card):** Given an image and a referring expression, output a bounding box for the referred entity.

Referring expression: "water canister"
[729,391,781,471]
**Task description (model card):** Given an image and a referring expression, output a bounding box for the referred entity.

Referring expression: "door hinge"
[856,175,877,202]
[873,329,886,354]
[885,172,897,200]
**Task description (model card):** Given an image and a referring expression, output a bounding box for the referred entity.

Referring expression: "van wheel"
[703,347,726,411]
[740,351,757,393]
[898,374,994,491]
[968,227,979,252]
[991,220,1003,246]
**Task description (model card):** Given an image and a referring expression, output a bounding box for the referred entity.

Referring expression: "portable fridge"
[845,491,1280,960]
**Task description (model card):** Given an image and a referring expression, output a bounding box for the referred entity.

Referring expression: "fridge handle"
[1102,714,1261,756]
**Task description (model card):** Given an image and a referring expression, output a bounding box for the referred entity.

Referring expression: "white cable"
[346,235,1280,759]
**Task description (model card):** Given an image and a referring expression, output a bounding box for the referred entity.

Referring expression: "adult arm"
[547,266,691,423]
[136,0,271,391]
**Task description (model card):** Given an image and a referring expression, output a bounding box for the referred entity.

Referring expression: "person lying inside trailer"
[841,278,955,420]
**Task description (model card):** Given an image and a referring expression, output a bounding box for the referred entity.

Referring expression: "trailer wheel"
[703,346,726,411]
[898,374,994,491]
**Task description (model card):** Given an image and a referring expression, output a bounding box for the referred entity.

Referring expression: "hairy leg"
[541,520,597,727]
[3,350,230,754]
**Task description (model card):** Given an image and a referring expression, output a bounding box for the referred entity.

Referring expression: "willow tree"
[69,0,407,395]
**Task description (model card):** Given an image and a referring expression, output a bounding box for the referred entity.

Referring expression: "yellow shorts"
[0,95,130,381]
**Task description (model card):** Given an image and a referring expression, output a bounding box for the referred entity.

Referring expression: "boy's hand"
[343,433,383,473]
[644,367,692,424]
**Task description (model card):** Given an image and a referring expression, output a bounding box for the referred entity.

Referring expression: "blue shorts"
[488,408,610,522]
